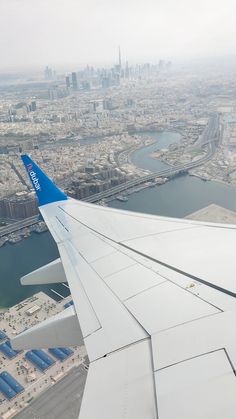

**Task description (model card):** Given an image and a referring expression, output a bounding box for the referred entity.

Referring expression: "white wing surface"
[12,155,236,419]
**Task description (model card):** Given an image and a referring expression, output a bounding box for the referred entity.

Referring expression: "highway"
[0,115,219,238]
[84,114,218,203]
[199,113,219,147]
[0,215,39,238]
[85,136,216,203]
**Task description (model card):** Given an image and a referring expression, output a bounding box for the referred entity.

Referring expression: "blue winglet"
[21,155,68,206]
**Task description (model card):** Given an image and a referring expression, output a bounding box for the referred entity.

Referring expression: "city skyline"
[1,0,236,71]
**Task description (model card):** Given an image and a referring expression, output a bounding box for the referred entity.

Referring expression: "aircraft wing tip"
[21,154,68,206]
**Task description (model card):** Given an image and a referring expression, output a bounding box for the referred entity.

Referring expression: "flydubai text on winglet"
[27,164,41,191]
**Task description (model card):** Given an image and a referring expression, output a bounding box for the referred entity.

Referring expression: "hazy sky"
[1,0,236,70]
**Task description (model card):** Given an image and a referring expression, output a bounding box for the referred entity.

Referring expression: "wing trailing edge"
[21,258,67,285]
[11,305,83,350]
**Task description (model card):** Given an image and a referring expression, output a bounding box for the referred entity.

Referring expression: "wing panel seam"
[154,347,235,373]
[58,206,226,310]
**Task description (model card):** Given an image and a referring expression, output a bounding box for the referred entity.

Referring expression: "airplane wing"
[12,154,236,419]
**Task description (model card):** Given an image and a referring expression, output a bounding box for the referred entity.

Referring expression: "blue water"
[109,175,236,218]
[131,131,181,172]
[1,130,236,308]
[0,232,64,308]
[110,130,236,216]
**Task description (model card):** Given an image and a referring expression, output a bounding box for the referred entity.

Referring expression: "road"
[15,364,88,419]
[0,115,219,237]
[199,113,219,147]
[85,135,216,203]
[84,114,218,203]
[0,216,39,238]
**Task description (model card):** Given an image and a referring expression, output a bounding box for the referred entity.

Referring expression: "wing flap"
[59,240,148,361]
[57,243,102,340]
[79,340,156,419]
[151,310,236,371]
[155,350,236,419]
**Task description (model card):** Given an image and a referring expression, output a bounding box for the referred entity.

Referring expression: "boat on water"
[8,235,22,244]
[116,195,129,202]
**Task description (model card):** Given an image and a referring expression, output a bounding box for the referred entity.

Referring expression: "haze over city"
[2,1,236,418]
[1,0,236,70]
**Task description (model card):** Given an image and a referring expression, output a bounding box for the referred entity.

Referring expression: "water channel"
[1,131,236,308]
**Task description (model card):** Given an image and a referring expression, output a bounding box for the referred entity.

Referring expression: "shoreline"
[0,130,178,247]
[0,227,48,249]
[188,171,236,190]
[2,128,236,248]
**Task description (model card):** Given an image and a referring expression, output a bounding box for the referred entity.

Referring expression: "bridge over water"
[0,116,219,237]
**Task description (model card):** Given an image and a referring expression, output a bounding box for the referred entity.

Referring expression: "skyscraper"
[118,46,122,69]
[0,193,38,219]
[125,61,130,78]
[44,66,53,80]
[31,101,37,111]
[72,72,78,90]
[158,60,164,71]
[65,76,70,88]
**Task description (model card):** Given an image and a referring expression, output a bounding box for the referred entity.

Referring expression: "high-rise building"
[158,60,164,70]
[126,98,134,107]
[125,61,130,78]
[102,77,111,89]
[65,76,70,88]
[31,101,37,112]
[118,46,122,69]
[72,72,78,90]
[44,66,53,80]
[82,81,91,91]
[103,98,113,110]
[0,193,38,220]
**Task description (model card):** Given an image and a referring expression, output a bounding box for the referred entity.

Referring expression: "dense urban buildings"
[1,56,236,418]
[1,59,236,222]
[0,193,38,220]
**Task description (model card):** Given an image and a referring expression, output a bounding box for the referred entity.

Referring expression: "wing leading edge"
[12,154,236,419]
